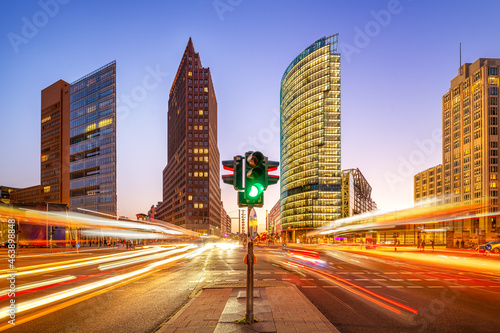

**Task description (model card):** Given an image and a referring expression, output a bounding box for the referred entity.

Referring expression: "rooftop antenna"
[460,42,462,75]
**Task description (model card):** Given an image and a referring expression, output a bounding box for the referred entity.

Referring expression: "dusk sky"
[1,0,500,232]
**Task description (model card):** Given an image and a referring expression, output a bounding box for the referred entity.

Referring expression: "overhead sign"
[248,208,257,240]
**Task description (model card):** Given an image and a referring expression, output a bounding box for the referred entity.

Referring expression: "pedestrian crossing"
[208,270,500,291]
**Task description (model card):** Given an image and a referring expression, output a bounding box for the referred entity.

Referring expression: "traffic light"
[267,160,279,187]
[222,156,243,190]
[244,151,266,207]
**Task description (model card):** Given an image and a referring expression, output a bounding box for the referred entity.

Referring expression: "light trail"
[0,246,180,278]
[0,245,199,321]
[282,261,419,315]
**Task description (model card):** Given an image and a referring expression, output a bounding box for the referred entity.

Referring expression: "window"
[490,87,498,95]
[489,67,498,75]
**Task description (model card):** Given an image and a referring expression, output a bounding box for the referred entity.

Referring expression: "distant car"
[477,240,500,254]
[0,240,10,248]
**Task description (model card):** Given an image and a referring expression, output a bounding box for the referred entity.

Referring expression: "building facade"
[159,38,221,235]
[268,199,281,238]
[341,168,377,218]
[69,61,117,215]
[414,164,443,205]
[41,80,71,205]
[414,58,500,245]
[442,58,500,243]
[280,35,341,242]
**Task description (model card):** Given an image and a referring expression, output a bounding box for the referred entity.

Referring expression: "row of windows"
[188,172,208,177]
[188,102,208,107]
[188,79,208,85]
[187,196,208,201]
[187,86,208,92]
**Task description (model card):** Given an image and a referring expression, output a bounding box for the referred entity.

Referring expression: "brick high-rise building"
[40,80,71,205]
[159,38,221,235]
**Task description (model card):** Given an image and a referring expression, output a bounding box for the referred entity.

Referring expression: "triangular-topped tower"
[158,38,221,236]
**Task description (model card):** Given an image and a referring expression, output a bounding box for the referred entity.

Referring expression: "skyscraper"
[69,61,117,215]
[41,80,71,205]
[280,35,342,242]
[442,58,500,243]
[158,38,221,235]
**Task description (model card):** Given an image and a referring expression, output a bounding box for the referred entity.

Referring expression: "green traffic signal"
[248,183,264,197]
[245,151,265,206]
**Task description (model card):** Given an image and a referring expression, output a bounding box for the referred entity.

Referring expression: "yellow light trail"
[0,246,180,279]
[0,245,200,321]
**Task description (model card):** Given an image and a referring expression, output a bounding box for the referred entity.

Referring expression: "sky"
[1,0,500,233]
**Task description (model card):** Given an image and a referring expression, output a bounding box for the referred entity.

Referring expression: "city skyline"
[2,1,500,232]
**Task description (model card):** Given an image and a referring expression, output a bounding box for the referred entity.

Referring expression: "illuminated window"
[194,203,198,208]
[41,116,51,124]
[199,203,204,209]
[44,186,50,193]
[194,157,198,161]
[204,172,208,177]
[194,172,198,177]
[204,156,209,162]
[41,155,47,162]
[199,110,203,115]
[98,118,112,127]
[188,71,192,76]
[491,182,497,188]
[204,87,208,92]
[194,149,198,154]
[188,196,192,200]
[86,123,96,132]
[204,149,208,154]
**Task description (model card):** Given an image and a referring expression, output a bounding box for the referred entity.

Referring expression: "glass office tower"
[69,61,117,215]
[280,35,341,241]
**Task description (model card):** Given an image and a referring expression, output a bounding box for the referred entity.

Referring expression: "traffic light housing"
[222,156,243,190]
[222,152,280,208]
[267,160,279,187]
[244,151,266,207]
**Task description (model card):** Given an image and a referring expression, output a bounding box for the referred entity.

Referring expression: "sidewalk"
[157,281,339,333]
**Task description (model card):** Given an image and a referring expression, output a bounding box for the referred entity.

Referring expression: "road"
[1,243,499,332]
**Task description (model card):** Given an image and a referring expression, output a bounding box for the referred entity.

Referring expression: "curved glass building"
[280,35,341,241]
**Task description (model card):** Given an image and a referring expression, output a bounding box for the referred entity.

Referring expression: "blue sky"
[1,0,500,232]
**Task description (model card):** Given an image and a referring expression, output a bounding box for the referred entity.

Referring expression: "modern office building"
[280,35,342,242]
[442,58,500,243]
[414,164,443,205]
[0,186,16,205]
[69,61,117,215]
[414,58,500,245]
[159,38,221,235]
[341,168,377,218]
[41,80,71,205]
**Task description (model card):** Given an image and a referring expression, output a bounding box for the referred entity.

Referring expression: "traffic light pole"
[246,205,254,323]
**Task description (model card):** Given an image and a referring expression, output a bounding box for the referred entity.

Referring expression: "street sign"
[485,244,492,251]
[248,208,257,240]
[76,242,80,248]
